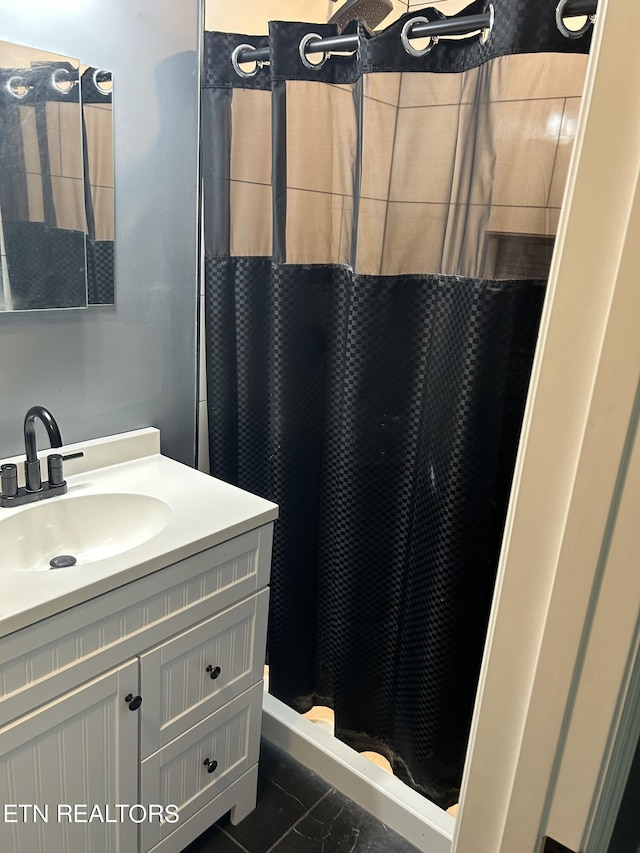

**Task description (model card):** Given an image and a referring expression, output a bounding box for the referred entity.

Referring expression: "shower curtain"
[203,0,590,808]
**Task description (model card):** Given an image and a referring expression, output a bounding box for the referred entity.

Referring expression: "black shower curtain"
[203,0,591,808]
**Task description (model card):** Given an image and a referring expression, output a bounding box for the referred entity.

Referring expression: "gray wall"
[0,0,201,466]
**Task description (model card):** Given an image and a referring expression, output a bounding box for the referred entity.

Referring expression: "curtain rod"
[234,0,598,68]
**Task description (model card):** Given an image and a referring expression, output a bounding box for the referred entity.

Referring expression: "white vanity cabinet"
[0,522,273,853]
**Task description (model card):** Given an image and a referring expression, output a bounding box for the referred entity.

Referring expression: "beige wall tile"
[84,104,115,189]
[19,107,40,175]
[44,103,63,177]
[205,0,331,34]
[230,180,272,256]
[361,752,394,773]
[379,0,409,25]
[339,195,354,262]
[440,201,488,276]
[206,0,407,34]
[390,103,460,203]
[356,196,387,273]
[486,204,560,237]
[399,71,463,108]
[489,53,589,103]
[286,188,350,264]
[51,175,85,231]
[26,172,44,222]
[303,705,334,732]
[364,73,401,107]
[546,206,561,235]
[91,185,114,240]
[483,98,566,209]
[408,0,471,12]
[231,90,272,185]
[361,97,397,200]
[54,102,83,179]
[548,97,582,209]
[1,42,75,66]
[286,81,356,197]
[381,200,447,274]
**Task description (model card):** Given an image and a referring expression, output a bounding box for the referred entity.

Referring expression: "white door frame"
[453,1,640,850]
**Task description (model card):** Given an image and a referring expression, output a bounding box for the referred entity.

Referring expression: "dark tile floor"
[185,739,422,852]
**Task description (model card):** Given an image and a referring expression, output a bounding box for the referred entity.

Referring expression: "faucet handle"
[1,464,18,499]
[47,454,65,487]
[47,451,84,487]
[61,452,84,462]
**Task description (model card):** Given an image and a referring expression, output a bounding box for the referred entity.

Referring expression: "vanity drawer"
[140,682,263,852]
[140,588,269,758]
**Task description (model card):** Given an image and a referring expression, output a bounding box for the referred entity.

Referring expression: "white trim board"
[261,692,454,853]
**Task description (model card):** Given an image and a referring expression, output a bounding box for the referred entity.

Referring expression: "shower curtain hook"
[480,3,495,44]
[51,68,74,95]
[299,33,329,70]
[555,0,594,38]
[92,69,112,95]
[231,43,262,79]
[400,17,439,58]
[6,75,29,99]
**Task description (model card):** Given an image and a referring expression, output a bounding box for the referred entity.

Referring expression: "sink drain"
[49,555,78,569]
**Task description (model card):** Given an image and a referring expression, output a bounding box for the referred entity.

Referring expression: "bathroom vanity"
[0,428,278,852]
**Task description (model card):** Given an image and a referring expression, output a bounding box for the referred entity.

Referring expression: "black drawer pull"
[124,693,142,711]
[205,665,221,680]
[203,758,218,774]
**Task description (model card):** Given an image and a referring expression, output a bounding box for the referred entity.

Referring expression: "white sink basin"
[0,427,278,638]
[0,493,172,572]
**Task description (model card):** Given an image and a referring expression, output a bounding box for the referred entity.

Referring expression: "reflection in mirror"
[81,67,114,305]
[0,44,85,310]
[0,40,114,311]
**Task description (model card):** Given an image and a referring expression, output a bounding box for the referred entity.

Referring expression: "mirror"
[0,40,114,311]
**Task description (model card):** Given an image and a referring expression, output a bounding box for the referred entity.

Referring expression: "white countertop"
[0,428,278,639]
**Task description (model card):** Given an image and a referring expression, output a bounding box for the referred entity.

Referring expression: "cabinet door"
[140,589,269,757]
[0,660,138,853]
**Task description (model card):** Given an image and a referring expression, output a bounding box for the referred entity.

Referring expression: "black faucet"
[24,405,63,492]
[0,406,83,508]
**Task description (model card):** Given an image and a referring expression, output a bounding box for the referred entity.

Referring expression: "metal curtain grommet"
[401,17,438,58]
[480,3,495,44]
[51,68,73,95]
[6,75,29,99]
[92,69,112,95]
[232,43,261,79]
[299,32,329,70]
[556,0,593,39]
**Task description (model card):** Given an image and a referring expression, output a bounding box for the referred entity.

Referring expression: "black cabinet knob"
[203,758,218,774]
[205,665,221,680]
[125,693,143,711]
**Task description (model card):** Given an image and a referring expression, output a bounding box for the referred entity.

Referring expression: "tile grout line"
[263,788,335,853]
[219,825,252,853]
